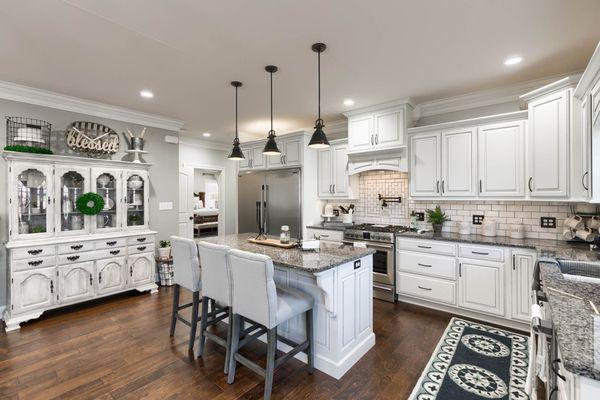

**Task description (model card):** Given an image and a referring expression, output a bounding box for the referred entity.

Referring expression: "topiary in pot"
[425,206,450,234]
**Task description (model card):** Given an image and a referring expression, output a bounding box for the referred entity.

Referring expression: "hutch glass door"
[56,166,90,235]
[13,164,54,238]
[92,168,121,232]
[125,170,149,229]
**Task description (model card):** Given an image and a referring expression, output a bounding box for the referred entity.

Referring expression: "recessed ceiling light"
[202,132,211,137]
[343,99,355,106]
[504,56,523,66]
[140,89,154,99]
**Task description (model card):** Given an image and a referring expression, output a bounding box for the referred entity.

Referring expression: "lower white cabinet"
[128,253,155,285]
[58,262,95,304]
[12,267,56,314]
[96,257,128,295]
[306,228,344,244]
[397,271,456,305]
[458,259,505,316]
[510,250,536,322]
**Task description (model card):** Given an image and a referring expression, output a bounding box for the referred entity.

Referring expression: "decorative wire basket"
[5,117,52,153]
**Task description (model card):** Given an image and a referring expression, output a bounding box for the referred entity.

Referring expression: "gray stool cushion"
[170,236,201,292]
[275,286,314,327]
[197,241,231,306]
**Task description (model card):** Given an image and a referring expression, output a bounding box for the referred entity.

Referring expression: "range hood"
[347,147,408,175]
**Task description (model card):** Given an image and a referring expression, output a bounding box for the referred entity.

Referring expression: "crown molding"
[574,41,600,99]
[414,71,583,120]
[519,75,581,102]
[0,80,184,132]
[408,110,528,135]
[342,98,415,118]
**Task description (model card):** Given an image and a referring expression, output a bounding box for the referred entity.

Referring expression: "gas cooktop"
[348,224,414,233]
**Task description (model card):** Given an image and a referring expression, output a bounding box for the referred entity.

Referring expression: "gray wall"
[0,99,180,307]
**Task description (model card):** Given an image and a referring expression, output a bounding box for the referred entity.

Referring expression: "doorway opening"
[192,169,220,238]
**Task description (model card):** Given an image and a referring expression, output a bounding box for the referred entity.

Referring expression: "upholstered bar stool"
[169,236,202,354]
[227,249,315,400]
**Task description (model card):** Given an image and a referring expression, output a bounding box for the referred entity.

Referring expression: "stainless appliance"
[238,168,302,240]
[343,224,413,302]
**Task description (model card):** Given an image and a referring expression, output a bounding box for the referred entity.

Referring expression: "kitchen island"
[202,234,375,379]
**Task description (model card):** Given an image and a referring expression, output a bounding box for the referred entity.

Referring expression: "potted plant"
[158,240,171,258]
[425,206,450,234]
[128,214,141,226]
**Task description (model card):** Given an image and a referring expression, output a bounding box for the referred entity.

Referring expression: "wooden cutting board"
[247,238,297,249]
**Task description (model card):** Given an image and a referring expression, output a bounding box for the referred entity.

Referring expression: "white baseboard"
[0,306,5,320]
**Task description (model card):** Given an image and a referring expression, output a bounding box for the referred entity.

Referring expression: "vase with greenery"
[158,240,171,258]
[425,206,450,234]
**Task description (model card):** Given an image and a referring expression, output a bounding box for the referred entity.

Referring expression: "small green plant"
[4,145,53,155]
[425,206,450,225]
[128,215,141,225]
[160,240,171,248]
[30,226,46,234]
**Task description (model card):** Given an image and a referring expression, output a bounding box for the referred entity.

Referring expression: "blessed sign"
[65,121,119,155]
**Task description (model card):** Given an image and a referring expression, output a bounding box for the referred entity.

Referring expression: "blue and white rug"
[410,318,529,400]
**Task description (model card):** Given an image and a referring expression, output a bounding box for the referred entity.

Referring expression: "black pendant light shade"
[228,81,245,160]
[309,42,330,149]
[263,65,281,155]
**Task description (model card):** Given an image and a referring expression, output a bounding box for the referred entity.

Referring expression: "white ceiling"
[1,0,599,143]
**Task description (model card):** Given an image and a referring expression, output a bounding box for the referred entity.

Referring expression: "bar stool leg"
[188,291,200,354]
[169,284,180,336]
[223,307,233,374]
[227,314,241,385]
[306,309,315,374]
[197,296,209,358]
[264,327,277,400]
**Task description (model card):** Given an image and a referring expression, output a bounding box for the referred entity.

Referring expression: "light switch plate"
[472,215,485,225]
[540,217,556,228]
[159,202,173,211]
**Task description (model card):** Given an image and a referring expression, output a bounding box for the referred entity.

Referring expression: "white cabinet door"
[355,261,373,339]
[128,253,155,286]
[511,251,536,322]
[58,262,95,304]
[238,146,251,170]
[54,165,91,236]
[92,168,123,233]
[458,259,504,316]
[348,115,373,152]
[283,137,302,166]
[338,263,357,353]
[12,267,56,314]
[573,95,591,200]
[96,257,128,295]
[478,121,525,197]
[332,143,349,197]
[410,134,441,197]
[527,90,569,197]
[441,128,476,197]
[123,170,150,229]
[250,146,266,169]
[374,108,405,148]
[317,147,334,197]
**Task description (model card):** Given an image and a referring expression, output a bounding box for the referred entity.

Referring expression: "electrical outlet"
[540,217,557,228]
[472,215,485,225]
[415,212,425,221]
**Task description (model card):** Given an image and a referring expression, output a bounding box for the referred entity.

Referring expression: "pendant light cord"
[318,50,321,121]
[235,85,238,139]
[270,71,274,133]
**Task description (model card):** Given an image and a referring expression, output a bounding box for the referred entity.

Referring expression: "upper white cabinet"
[441,127,476,197]
[345,102,413,154]
[239,144,266,170]
[318,140,353,198]
[478,120,525,197]
[239,133,304,171]
[410,134,440,197]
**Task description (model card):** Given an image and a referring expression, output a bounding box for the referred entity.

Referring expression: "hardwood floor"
[0,287,453,400]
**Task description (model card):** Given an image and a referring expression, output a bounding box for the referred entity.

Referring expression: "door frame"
[181,163,227,237]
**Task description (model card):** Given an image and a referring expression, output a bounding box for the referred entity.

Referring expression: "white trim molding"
[0,80,184,132]
[407,110,528,135]
[575,41,600,100]
[519,75,581,102]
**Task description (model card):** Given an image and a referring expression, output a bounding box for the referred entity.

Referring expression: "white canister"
[482,219,497,237]
[459,221,471,235]
[342,213,353,224]
[509,224,525,239]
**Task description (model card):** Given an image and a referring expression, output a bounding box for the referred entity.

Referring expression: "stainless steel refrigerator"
[238,168,302,239]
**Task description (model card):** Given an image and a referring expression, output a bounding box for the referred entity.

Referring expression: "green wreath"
[76,192,105,215]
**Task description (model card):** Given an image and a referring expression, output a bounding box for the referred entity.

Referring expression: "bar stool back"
[227,249,315,400]
[169,236,202,354]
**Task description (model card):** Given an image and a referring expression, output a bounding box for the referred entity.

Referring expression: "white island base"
[266,254,375,379]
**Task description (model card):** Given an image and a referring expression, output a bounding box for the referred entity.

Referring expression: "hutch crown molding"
[2,151,158,331]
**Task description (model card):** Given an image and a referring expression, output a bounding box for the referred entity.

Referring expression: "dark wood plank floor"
[0,287,453,400]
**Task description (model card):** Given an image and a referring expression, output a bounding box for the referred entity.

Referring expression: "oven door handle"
[373,283,394,292]
[366,242,394,250]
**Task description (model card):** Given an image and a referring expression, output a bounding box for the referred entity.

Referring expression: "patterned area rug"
[410,318,529,400]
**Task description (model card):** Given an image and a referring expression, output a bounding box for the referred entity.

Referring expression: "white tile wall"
[328,171,596,240]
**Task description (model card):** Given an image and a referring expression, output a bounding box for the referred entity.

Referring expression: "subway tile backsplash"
[328,171,595,241]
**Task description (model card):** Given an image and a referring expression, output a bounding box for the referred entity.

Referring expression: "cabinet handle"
[106,241,117,246]
[110,250,121,255]
[137,246,147,251]
[375,134,379,145]
[582,171,589,191]
[417,263,432,268]
[27,249,43,255]
[512,254,516,270]
[479,179,482,193]
[471,251,489,255]
[67,255,80,262]
[441,180,445,194]
[436,180,440,193]
[528,177,533,192]
[99,272,102,284]
[332,184,335,193]
[89,273,93,286]
[417,286,432,291]
[137,238,147,242]
[459,263,462,277]
[28,260,43,266]
[417,245,432,249]
[50,280,54,293]
[70,244,83,250]
[130,266,133,277]
[370,135,374,145]
[320,234,330,238]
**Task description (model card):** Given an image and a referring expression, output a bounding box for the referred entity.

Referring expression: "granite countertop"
[538,260,600,380]
[201,234,374,273]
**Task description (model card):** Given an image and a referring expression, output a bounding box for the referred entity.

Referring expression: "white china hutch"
[2,151,157,332]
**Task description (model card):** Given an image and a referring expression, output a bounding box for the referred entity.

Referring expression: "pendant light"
[228,81,245,160]
[308,42,330,149]
[262,65,281,155]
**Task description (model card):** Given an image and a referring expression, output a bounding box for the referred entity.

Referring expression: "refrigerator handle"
[264,184,269,234]
[255,201,262,233]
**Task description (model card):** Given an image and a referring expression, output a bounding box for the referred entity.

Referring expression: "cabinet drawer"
[58,241,95,254]
[458,244,504,262]
[128,244,153,255]
[397,238,456,256]
[12,245,56,260]
[13,256,56,271]
[306,228,344,242]
[397,272,456,305]
[95,238,127,250]
[97,247,127,259]
[397,251,456,280]
[57,251,100,265]
[127,235,155,246]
